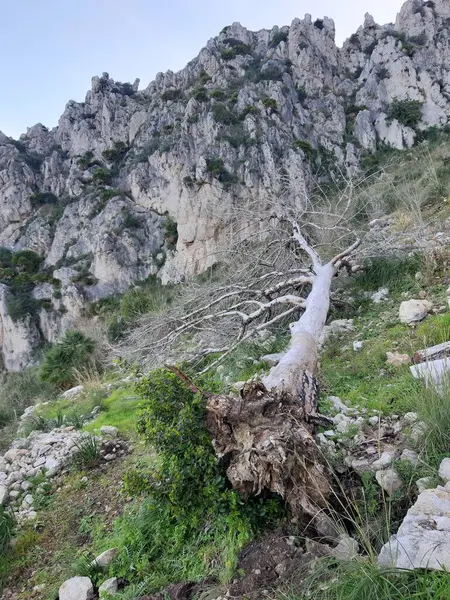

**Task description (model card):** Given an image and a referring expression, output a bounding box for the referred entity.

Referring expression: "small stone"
[416,477,434,494]
[372,451,395,470]
[93,548,119,568]
[98,578,118,599]
[399,300,433,324]
[21,480,32,491]
[386,352,410,368]
[375,469,402,495]
[24,494,33,505]
[103,454,116,461]
[400,449,418,465]
[100,426,119,438]
[332,535,359,560]
[369,416,380,426]
[403,412,418,424]
[59,577,94,600]
[33,584,46,593]
[438,458,450,482]
[353,341,364,352]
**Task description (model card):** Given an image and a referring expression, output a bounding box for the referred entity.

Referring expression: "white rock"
[378,485,450,570]
[386,352,410,368]
[99,578,118,598]
[439,458,450,482]
[260,353,284,366]
[372,451,395,470]
[375,469,402,495]
[399,300,433,324]
[400,449,418,465]
[410,358,450,390]
[93,548,119,568]
[370,288,389,303]
[369,416,380,426]
[416,477,435,494]
[403,412,418,424]
[59,577,94,600]
[353,341,364,352]
[332,535,359,560]
[0,485,8,505]
[99,426,119,438]
[61,385,84,399]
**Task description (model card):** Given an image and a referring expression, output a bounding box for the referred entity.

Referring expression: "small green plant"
[0,507,15,552]
[262,97,278,110]
[161,89,183,102]
[163,216,178,249]
[102,141,129,163]
[71,434,101,470]
[387,99,424,128]
[293,139,317,159]
[39,330,99,389]
[91,168,112,185]
[205,158,237,188]
[269,30,288,48]
[29,192,58,208]
[190,86,209,102]
[212,102,238,125]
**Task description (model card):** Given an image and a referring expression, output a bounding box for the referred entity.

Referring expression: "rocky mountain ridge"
[0,0,449,370]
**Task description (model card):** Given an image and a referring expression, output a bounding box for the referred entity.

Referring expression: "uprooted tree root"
[205,380,331,517]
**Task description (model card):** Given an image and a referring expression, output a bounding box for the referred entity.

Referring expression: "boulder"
[416,477,435,494]
[59,577,94,600]
[399,300,433,324]
[332,535,359,560]
[410,358,450,390]
[386,352,410,368]
[61,386,84,400]
[260,353,284,367]
[99,578,118,599]
[375,469,402,495]
[378,483,450,570]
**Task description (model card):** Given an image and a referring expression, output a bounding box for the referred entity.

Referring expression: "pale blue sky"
[1,0,405,139]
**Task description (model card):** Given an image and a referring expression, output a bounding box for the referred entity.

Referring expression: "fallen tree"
[120,173,365,516]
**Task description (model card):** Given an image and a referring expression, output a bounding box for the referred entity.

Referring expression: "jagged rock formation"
[0,0,449,369]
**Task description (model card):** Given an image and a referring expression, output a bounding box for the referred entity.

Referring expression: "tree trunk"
[206,261,337,517]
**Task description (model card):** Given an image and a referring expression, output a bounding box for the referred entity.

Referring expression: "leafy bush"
[102,141,129,163]
[212,102,238,125]
[109,369,286,590]
[29,192,58,208]
[39,330,99,389]
[205,158,237,188]
[220,38,250,60]
[269,30,288,48]
[164,216,178,249]
[11,250,42,273]
[6,288,39,322]
[77,151,96,169]
[262,98,278,110]
[314,18,324,29]
[161,88,183,102]
[293,139,317,159]
[190,86,208,102]
[210,88,226,100]
[91,168,112,185]
[387,99,424,128]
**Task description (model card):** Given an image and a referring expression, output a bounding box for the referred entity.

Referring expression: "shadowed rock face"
[0,0,449,369]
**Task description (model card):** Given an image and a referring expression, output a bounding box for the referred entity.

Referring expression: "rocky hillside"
[0,0,450,370]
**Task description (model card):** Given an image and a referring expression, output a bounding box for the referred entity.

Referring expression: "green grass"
[284,558,450,600]
[83,387,141,437]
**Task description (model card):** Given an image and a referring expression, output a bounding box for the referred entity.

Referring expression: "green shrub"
[39,330,98,389]
[205,158,237,188]
[107,369,286,590]
[212,102,238,125]
[29,192,58,208]
[269,30,288,48]
[11,250,42,273]
[351,255,422,293]
[163,216,178,249]
[6,288,39,322]
[91,168,112,185]
[0,248,12,268]
[102,141,129,163]
[387,99,424,128]
[210,89,226,100]
[0,369,54,430]
[262,98,278,110]
[76,151,96,169]
[293,139,317,159]
[190,86,208,102]
[161,89,183,102]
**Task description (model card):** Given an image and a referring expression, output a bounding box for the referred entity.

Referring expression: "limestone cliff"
[0,0,449,369]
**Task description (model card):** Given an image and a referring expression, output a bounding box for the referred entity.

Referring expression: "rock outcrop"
[1,0,450,368]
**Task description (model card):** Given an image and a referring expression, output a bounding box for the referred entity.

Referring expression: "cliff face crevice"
[0,0,449,369]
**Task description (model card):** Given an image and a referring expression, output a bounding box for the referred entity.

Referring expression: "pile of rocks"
[0,425,126,521]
